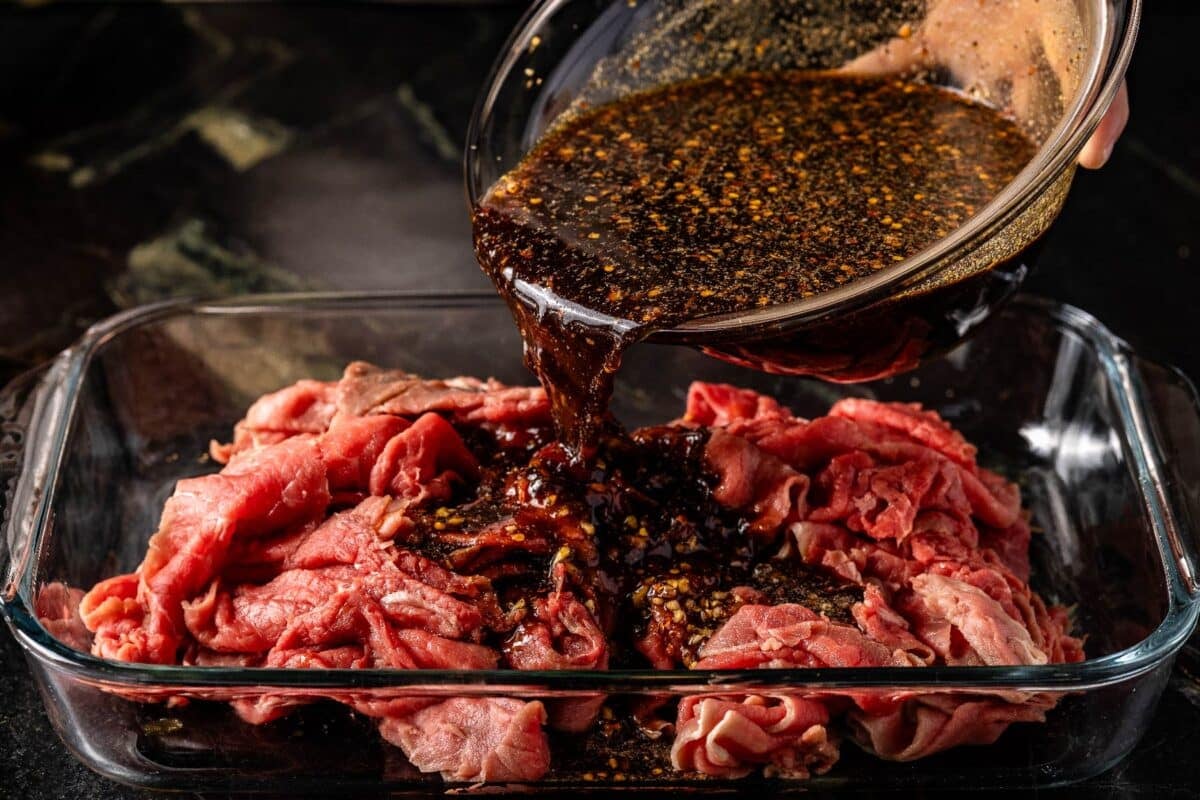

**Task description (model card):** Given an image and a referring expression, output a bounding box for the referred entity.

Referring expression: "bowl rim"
[2,290,1196,694]
[464,0,1143,341]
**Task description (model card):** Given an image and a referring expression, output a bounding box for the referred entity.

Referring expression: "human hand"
[842,0,1127,169]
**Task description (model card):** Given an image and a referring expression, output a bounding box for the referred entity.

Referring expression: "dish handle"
[0,362,52,603]
[1131,355,1200,601]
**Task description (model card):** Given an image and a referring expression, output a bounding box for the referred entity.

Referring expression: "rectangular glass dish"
[2,291,1198,794]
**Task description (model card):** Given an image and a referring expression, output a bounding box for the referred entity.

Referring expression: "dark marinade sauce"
[473,71,1037,452]
[403,422,859,668]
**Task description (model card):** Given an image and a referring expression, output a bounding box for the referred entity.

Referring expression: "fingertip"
[1076,139,1112,170]
[1077,81,1129,170]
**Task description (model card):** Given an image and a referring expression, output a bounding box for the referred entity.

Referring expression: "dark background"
[1,2,1197,798]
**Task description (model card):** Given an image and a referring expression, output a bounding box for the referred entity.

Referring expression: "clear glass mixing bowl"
[465,0,1140,381]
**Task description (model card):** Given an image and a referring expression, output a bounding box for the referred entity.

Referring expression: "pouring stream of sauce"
[473,71,1036,454]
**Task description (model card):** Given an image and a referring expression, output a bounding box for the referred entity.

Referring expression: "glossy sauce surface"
[407,423,860,669]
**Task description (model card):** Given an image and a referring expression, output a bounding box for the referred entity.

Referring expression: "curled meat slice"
[904,573,1048,666]
[37,582,92,652]
[704,429,809,542]
[83,437,332,664]
[227,586,497,726]
[672,695,837,779]
[694,603,914,671]
[378,698,551,783]
[504,591,608,732]
[684,382,792,427]
[211,379,338,462]
[852,584,936,666]
[829,398,977,468]
[369,412,479,502]
[319,415,411,491]
[784,520,914,588]
[258,589,497,672]
[379,578,484,640]
[183,567,352,654]
[504,592,607,671]
[849,692,1055,762]
[336,361,550,428]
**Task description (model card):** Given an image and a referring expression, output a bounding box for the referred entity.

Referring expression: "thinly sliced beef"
[227,587,501,726]
[804,453,1005,543]
[904,573,1048,666]
[36,583,91,651]
[849,692,1054,761]
[681,382,1085,778]
[283,501,401,571]
[78,573,145,661]
[785,520,914,588]
[672,695,837,779]
[337,361,550,427]
[378,698,551,783]
[504,591,608,731]
[852,584,936,665]
[214,365,550,466]
[828,398,977,468]
[979,516,1033,582]
[320,415,411,491]
[724,415,871,471]
[392,549,499,611]
[210,379,338,462]
[183,567,348,654]
[221,525,314,583]
[704,429,809,542]
[79,375,1083,784]
[192,514,494,656]
[692,604,912,671]
[504,592,606,670]
[380,579,485,640]
[84,396,497,664]
[83,437,332,664]
[684,382,792,427]
[369,412,478,502]
[693,387,1020,531]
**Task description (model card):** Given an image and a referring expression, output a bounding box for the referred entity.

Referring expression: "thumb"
[1077,81,1129,169]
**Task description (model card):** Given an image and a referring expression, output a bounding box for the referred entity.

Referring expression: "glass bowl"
[465,0,1141,381]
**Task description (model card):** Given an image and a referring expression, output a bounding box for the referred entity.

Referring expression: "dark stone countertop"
[2,2,1199,798]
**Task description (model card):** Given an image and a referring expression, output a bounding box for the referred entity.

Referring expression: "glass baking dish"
[2,291,1198,794]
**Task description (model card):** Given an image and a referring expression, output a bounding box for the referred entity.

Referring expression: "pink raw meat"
[829,398,978,468]
[692,604,913,671]
[210,379,338,463]
[320,415,411,490]
[684,382,792,427]
[704,429,810,542]
[369,412,479,502]
[905,574,1049,666]
[336,361,550,427]
[849,692,1055,761]
[378,698,551,783]
[672,695,837,779]
[852,584,936,665]
[504,591,608,731]
[83,437,332,663]
[79,375,1084,785]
